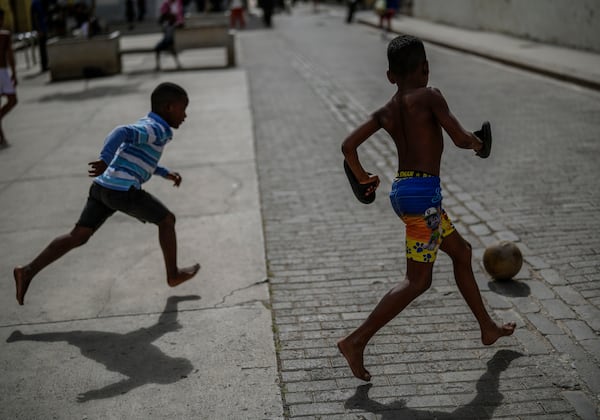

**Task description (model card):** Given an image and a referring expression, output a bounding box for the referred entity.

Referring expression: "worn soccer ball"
[483,241,523,280]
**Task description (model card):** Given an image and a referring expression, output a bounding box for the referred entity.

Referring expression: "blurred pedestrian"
[337,35,515,382]
[346,0,359,23]
[137,0,146,21]
[259,0,274,27]
[229,0,245,29]
[30,0,49,71]
[0,9,17,149]
[155,0,183,70]
[13,82,200,306]
[125,0,135,28]
[378,0,399,34]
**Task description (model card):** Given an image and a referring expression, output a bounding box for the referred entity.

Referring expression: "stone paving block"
[494,230,521,242]
[563,320,598,341]
[554,286,589,306]
[546,335,600,394]
[527,279,558,299]
[572,305,600,332]
[525,313,564,335]
[470,223,492,236]
[512,296,542,313]
[513,329,552,355]
[525,256,552,270]
[540,268,566,286]
[541,298,578,320]
[562,390,600,420]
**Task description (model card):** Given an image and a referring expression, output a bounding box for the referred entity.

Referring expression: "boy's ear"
[422,60,429,76]
[386,69,396,84]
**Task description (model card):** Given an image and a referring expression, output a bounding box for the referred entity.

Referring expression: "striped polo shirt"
[94,112,173,191]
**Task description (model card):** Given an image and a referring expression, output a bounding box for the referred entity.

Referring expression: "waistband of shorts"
[395,170,436,179]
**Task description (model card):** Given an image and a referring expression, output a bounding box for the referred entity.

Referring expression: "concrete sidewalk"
[356,11,600,90]
[0,44,282,418]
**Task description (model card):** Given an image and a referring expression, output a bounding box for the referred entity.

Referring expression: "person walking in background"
[30,0,49,71]
[125,0,135,29]
[155,0,182,70]
[259,0,274,27]
[0,9,17,149]
[379,0,399,35]
[229,0,245,29]
[13,82,200,306]
[346,0,360,23]
[137,0,146,21]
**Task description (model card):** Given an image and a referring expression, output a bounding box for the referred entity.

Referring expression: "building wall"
[412,0,600,53]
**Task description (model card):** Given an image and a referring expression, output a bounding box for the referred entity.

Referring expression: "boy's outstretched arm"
[429,88,483,153]
[341,116,381,185]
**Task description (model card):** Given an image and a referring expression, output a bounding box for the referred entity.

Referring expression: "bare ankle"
[167,263,200,287]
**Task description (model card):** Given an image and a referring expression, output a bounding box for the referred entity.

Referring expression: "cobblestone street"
[242,6,600,418]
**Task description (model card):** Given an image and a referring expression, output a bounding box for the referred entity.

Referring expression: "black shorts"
[76,183,171,230]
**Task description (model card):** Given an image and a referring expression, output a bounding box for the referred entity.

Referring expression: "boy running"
[338,35,515,382]
[13,82,200,305]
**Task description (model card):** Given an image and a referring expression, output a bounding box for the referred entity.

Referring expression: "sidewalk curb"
[357,17,600,91]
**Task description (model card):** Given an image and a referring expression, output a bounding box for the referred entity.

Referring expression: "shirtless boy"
[0,9,17,148]
[13,82,200,305]
[337,35,515,382]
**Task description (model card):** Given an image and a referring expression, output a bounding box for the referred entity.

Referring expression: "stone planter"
[47,31,122,81]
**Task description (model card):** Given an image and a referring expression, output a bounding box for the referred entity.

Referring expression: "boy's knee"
[159,212,176,226]
[462,239,473,256]
[406,273,432,295]
[414,276,432,294]
[71,227,93,247]
[453,239,472,264]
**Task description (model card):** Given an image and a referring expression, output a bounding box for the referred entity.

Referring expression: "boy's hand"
[167,172,182,187]
[474,121,492,158]
[360,174,380,196]
[344,160,379,204]
[88,160,107,177]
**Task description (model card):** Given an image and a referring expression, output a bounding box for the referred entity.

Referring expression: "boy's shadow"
[6,295,200,402]
[345,349,523,419]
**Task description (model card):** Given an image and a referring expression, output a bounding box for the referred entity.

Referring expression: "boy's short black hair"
[387,35,426,77]
[151,82,188,111]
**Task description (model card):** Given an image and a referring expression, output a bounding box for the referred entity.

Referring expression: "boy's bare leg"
[13,225,94,305]
[0,94,17,147]
[338,261,434,381]
[158,213,200,287]
[440,231,516,345]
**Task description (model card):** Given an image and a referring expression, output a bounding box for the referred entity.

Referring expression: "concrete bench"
[47,31,121,81]
[174,17,236,67]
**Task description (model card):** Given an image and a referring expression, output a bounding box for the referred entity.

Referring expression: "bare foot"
[167,264,200,287]
[14,266,33,305]
[337,338,371,382]
[482,322,516,345]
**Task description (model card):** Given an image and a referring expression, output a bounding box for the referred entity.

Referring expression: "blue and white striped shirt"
[94,112,173,191]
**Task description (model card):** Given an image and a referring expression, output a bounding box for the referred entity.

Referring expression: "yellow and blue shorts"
[389,171,455,263]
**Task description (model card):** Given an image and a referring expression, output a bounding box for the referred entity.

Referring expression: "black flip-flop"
[344,160,377,204]
[475,121,492,159]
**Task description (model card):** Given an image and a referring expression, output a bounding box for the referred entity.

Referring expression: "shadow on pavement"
[6,295,200,402]
[345,349,523,419]
[488,280,531,298]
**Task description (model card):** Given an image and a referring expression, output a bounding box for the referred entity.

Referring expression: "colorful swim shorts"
[389,171,455,263]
